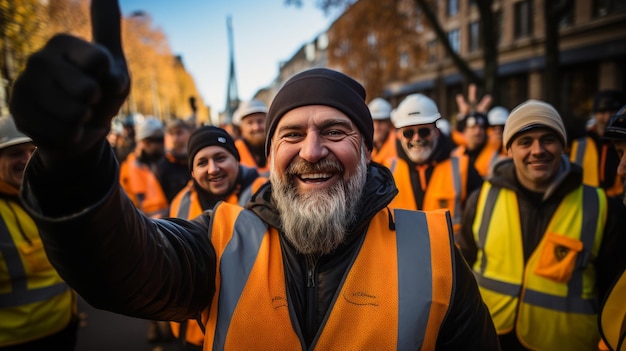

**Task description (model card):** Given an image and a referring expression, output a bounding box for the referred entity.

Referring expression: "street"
[76,296,179,351]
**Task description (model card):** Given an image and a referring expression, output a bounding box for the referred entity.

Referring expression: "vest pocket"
[18,238,54,273]
[534,233,583,283]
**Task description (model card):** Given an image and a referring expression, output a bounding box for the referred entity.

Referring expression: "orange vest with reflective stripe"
[168,177,267,346]
[119,153,169,217]
[202,202,454,350]
[451,143,501,178]
[385,156,468,233]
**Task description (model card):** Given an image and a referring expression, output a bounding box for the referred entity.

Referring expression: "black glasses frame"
[402,127,432,139]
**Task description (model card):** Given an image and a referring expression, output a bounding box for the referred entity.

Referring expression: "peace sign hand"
[10,0,130,160]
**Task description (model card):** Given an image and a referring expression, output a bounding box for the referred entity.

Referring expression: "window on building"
[447,0,459,16]
[495,10,503,44]
[399,52,409,69]
[514,0,533,39]
[468,21,481,52]
[593,0,626,17]
[448,29,461,53]
[428,39,438,63]
[367,32,378,50]
[559,2,575,28]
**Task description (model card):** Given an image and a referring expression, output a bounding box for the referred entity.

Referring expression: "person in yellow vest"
[9,16,502,348]
[569,90,626,198]
[457,99,626,351]
[119,116,169,219]
[383,93,483,234]
[231,99,270,174]
[168,125,267,351]
[598,106,626,351]
[367,97,397,164]
[0,115,78,349]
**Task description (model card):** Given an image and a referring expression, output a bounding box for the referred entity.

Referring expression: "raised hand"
[9,0,130,159]
[455,83,492,116]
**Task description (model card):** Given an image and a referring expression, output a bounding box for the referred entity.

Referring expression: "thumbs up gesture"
[9,0,130,159]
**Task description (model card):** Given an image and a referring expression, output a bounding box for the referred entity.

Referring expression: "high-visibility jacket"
[371,132,397,164]
[599,269,626,351]
[235,139,270,174]
[472,182,606,351]
[119,153,169,218]
[451,143,502,179]
[386,155,468,233]
[570,136,623,197]
[202,202,454,350]
[0,196,76,347]
[168,177,267,347]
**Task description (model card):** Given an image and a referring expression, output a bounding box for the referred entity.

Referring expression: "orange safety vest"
[168,177,267,346]
[385,155,469,233]
[119,153,169,218]
[570,136,623,197]
[599,269,626,351]
[202,202,454,349]
[451,143,502,178]
[235,139,270,174]
[371,132,397,164]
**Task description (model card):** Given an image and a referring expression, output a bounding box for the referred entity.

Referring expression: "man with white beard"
[384,93,483,234]
[7,5,500,348]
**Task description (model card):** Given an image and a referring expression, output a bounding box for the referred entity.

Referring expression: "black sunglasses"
[402,127,432,139]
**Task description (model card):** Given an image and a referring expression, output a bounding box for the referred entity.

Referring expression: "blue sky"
[118,0,340,114]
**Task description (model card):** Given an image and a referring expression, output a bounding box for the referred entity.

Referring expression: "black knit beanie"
[265,68,373,155]
[187,126,240,170]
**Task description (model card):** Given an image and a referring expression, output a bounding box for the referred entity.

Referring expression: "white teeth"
[209,176,225,182]
[301,173,332,180]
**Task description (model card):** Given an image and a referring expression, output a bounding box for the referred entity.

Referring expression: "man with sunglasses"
[384,93,482,234]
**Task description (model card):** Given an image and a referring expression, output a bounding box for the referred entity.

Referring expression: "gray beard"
[270,149,368,255]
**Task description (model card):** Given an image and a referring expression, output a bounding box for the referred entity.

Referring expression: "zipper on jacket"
[306,254,318,288]
[305,254,320,346]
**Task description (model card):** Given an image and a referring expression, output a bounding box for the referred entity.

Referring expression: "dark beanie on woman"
[187,126,240,170]
[264,68,373,155]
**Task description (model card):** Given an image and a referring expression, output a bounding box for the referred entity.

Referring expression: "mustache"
[286,158,344,175]
[408,139,431,148]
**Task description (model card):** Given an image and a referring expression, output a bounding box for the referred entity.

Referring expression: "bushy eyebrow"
[276,118,355,134]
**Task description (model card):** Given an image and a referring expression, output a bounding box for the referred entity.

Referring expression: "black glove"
[9,0,130,162]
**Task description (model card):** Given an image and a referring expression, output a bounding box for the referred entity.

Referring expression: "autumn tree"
[324,0,423,100]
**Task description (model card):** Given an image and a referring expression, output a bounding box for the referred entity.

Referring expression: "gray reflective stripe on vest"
[477,186,501,274]
[394,209,440,350]
[389,158,397,173]
[176,190,192,218]
[0,215,69,308]
[574,138,587,165]
[476,185,600,314]
[237,184,254,207]
[450,156,462,227]
[211,208,268,351]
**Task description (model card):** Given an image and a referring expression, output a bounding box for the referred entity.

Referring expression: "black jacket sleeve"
[436,247,501,350]
[20,141,216,321]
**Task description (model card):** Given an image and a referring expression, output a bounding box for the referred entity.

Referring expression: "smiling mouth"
[208,175,226,182]
[299,172,334,182]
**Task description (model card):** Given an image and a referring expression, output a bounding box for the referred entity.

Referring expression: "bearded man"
[383,93,483,234]
[8,10,500,348]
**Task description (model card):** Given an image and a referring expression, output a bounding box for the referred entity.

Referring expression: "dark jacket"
[21,140,500,350]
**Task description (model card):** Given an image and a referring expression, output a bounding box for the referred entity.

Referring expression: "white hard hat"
[436,118,451,136]
[135,117,164,142]
[487,106,509,126]
[368,98,392,120]
[392,93,441,128]
[232,99,268,127]
[0,115,32,150]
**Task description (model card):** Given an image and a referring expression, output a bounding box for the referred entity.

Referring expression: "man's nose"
[299,133,328,163]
